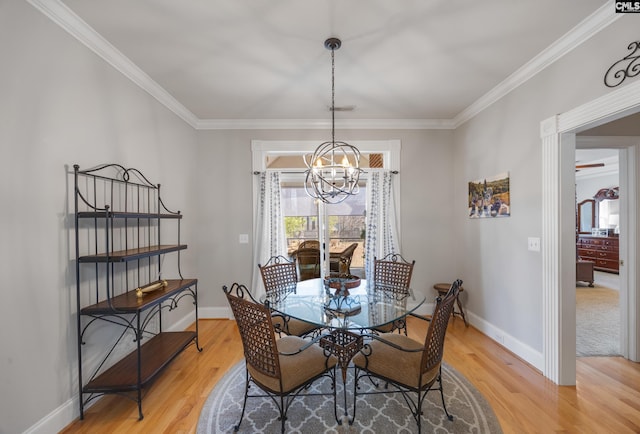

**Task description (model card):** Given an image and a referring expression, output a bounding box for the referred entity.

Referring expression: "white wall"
[0,3,198,433]
[452,14,639,364]
[576,174,618,203]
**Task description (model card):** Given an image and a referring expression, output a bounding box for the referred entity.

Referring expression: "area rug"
[576,283,620,357]
[197,360,503,434]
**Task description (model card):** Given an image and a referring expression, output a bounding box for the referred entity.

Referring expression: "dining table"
[262,276,426,422]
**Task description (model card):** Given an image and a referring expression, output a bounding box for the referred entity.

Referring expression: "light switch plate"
[528,237,540,252]
[239,234,249,244]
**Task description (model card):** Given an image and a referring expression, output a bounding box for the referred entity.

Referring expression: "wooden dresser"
[576,235,619,274]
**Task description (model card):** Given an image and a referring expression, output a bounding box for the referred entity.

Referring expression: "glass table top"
[262,278,425,330]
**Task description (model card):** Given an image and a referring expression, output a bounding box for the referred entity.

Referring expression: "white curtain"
[364,170,400,282]
[251,171,287,300]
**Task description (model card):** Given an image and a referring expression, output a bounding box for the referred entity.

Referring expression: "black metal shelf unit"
[73,163,201,420]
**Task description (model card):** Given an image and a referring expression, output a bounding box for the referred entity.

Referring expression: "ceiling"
[44,0,610,127]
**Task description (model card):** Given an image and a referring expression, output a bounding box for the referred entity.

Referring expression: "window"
[251,139,400,281]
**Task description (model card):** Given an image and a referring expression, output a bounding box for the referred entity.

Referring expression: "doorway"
[574,147,621,357]
[540,79,640,385]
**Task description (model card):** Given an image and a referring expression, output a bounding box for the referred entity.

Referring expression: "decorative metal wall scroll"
[604,41,640,88]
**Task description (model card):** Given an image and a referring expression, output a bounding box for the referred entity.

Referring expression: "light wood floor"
[60,317,640,434]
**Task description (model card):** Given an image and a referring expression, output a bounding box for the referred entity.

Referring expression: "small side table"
[433,283,468,326]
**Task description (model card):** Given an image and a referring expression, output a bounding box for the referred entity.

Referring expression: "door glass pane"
[282,186,318,255]
[326,188,366,277]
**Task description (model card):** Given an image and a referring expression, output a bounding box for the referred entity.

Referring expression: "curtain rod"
[253,170,398,175]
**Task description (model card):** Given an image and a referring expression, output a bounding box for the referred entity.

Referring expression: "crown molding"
[27,0,200,129]
[454,3,619,128]
[30,0,617,131]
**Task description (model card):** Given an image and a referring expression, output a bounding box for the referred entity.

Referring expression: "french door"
[280,177,366,278]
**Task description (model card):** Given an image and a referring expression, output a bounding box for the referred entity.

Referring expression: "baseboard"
[417,303,543,372]
[467,311,544,371]
[23,398,77,434]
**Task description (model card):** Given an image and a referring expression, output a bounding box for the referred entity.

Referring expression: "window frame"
[251,139,401,277]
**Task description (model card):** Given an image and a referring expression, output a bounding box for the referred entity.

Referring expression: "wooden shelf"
[74,164,200,420]
[78,245,187,263]
[83,331,197,392]
[81,279,197,314]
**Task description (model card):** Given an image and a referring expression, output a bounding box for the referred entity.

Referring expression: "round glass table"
[262,277,425,331]
[262,277,426,422]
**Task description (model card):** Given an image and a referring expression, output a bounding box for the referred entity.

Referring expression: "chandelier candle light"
[304,37,363,204]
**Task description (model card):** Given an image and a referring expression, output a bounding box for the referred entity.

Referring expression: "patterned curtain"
[251,171,287,300]
[364,170,400,282]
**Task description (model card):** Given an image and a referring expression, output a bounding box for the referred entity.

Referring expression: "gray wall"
[195,129,456,310]
[2,2,639,433]
[452,14,639,358]
[0,3,198,433]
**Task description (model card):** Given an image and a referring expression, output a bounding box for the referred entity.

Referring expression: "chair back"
[420,279,461,376]
[258,255,298,297]
[299,240,320,249]
[223,283,281,379]
[373,253,415,294]
[296,247,321,280]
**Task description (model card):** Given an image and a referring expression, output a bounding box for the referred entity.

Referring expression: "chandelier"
[304,37,362,204]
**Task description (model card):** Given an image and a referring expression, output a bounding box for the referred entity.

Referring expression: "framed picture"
[468,172,510,218]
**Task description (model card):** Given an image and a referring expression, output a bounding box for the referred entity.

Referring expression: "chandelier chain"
[331,45,335,144]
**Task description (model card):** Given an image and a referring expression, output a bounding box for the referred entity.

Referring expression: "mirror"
[595,187,620,233]
[577,199,595,234]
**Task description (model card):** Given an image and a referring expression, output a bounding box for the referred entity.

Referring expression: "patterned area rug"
[197,360,503,433]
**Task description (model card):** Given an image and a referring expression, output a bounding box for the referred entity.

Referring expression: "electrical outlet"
[528,237,540,252]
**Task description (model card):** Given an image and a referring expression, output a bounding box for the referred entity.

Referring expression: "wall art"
[468,172,510,218]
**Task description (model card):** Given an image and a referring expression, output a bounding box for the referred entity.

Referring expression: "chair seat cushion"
[352,333,439,390]
[248,336,337,394]
[271,316,318,337]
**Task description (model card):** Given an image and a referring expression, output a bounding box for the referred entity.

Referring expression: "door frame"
[540,79,640,385]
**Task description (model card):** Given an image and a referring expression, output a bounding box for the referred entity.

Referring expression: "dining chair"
[296,247,321,281]
[373,252,415,294]
[371,253,415,334]
[351,279,462,433]
[223,283,338,433]
[258,255,320,337]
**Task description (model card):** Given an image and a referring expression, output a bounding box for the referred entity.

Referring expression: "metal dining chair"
[371,253,415,334]
[223,283,338,433]
[258,255,320,337]
[351,279,462,433]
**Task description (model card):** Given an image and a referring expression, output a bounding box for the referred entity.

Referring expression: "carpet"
[576,283,620,357]
[197,360,503,434]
